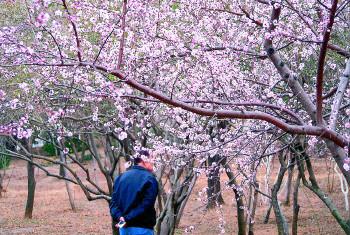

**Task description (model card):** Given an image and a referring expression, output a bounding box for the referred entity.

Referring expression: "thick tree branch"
[316,0,338,125]
[1,61,348,147]
[117,0,127,70]
[329,59,350,130]
[120,95,303,124]
[262,3,350,185]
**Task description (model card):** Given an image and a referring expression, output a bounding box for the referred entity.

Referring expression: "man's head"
[133,150,154,172]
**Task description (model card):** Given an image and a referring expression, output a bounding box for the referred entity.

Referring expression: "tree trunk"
[292,173,301,235]
[155,157,196,235]
[157,192,177,235]
[71,141,80,162]
[224,164,246,235]
[0,174,3,198]
[263,202,272,224]
[264,154,287,224]
[246,161,258,228]
[271,152,289,235]
[80,144,86,163]
[326,138,350,186]
[263,156,273,205]
[284,155,295,206]
[246,184,253,224]
[235,186,246,235]
[0,138,6,198]
[24,159,36,218]
[207,154,224,209]
[175,175,197,227]
[24,138,36,219]
[59,143,76,212]
[248,185,259,235]
[292,136,350,234]
[327,158,335,193]
[105,135,115,171]
[65,179,76,212]
[87,134,99,185]
[156,157,197,235]
[159,214,176,235]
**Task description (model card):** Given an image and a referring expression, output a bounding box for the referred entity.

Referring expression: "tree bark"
[87,134,99,185]
[24,138,36,219]
[246,184,253,224]
[0,138,7,198]
[284,155,295,206]
[64,179,76,212]
[157,191,177,235]
[292,173,301,235]
[24,158,36,218]
[71,141,80,162]
[271,152,289,235]
[248,185,259,235]
[327,159,335,193]
[207,154,224,209]
[263,202,273,224]
[293,139,350,234]
[224,164,246,235]
[175,174,197,227]
[59,142,76,212]
[0,172,3,198]
[264,7,350,185]
[156,159,197,235]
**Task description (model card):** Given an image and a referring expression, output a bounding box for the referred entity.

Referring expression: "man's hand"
[116,217,126,228]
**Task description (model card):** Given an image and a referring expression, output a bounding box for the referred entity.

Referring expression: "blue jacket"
[110,165,158,229]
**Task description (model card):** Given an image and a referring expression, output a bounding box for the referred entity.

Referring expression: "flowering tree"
[0,0,350,234]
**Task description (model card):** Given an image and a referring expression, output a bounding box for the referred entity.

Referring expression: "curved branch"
[113,70,347,147]
[120,95,303,124]
[1,61,347,147]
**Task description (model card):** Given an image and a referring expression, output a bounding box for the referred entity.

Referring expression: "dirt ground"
[0,159,347,235]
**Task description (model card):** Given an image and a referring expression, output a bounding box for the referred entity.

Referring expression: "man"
[110,150,158,235]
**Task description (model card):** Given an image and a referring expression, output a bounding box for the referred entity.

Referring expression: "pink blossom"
[10,99,19,109]
[35,12,50,27]
[118,131,128,140]
[63,148,69,154]
[19,82,29,93]
[0,90,6,101]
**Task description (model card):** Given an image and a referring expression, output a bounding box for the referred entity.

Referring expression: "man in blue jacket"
[110,150,158,235]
